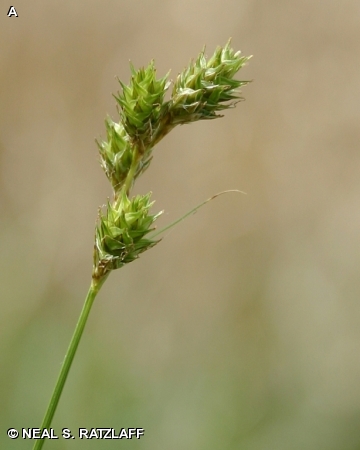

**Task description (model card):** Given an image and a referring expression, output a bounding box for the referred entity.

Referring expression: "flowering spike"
[114,61,170,147]
[94,42,251,278]
[93,192,162,279]
[169,44,252,125]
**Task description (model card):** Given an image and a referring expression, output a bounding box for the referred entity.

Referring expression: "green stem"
[122,147,140,196]
[32,276,107,450]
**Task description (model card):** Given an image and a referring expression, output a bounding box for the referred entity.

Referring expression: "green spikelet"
[93,191,162,279]
[170,41,251,124]
[96,119,133,191]
[114,61,170,148]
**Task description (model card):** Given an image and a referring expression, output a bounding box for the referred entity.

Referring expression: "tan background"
[1,1,360,449]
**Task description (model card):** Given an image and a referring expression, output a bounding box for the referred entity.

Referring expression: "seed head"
[93,191,162,279]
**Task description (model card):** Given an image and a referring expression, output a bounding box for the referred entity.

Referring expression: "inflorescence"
[93,41,251,280]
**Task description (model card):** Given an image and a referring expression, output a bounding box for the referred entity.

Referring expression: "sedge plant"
[32,40,251,450]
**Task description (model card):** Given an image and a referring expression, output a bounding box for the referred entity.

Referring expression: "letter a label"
[7,6,18,17]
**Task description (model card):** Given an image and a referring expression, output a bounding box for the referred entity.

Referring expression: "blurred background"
[1,1,360,449]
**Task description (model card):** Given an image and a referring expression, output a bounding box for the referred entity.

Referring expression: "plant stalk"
[122,148,139,196]
[32,276,107,450]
